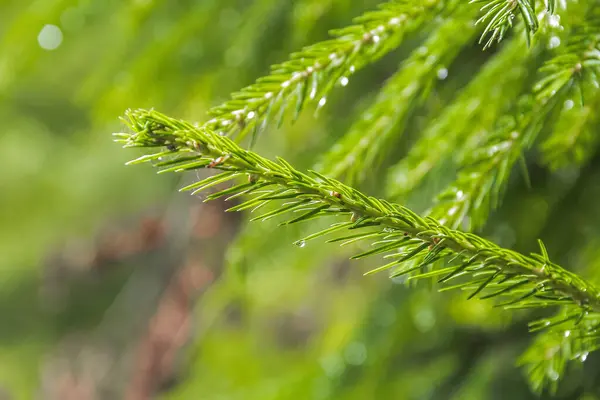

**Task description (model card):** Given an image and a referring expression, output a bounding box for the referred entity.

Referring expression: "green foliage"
[117,109,600,395]
[317,6,477,183]
[203,0,444,144]
[471,0,539,49]
[541,100,600,170]
[519,310,600,394]
[106,0,600,397]
[539,10,600,169]
[385,33,533,198]
[429,6,600,231]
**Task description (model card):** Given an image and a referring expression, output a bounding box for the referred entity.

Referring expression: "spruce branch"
[201,0,445,144]
[107,3,600,396]
[428,99,538,231]
[538,10,600,169]
[533,12,600,106]
[385,35,531,198]
[428,12,600,231]
[470,0,541,49]
[540,97,600,170]
[315,7,477,183]
[518,166,600,393]
[115,108,600,327]
[519,310,600,394]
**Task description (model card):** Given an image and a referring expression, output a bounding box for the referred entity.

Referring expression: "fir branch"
[517,172,600,393]
[429,12,600,231]
[444,17,600,385]
[202,1,446,143]
[385,35,532,198]
[533,14,600,106]
[540,98,600,170]
[115,108,600,329]
[315,7,477,183]
[470,0,541,49]
[538,11,600,169]
[518,311,600,394]
[428,100,537,231]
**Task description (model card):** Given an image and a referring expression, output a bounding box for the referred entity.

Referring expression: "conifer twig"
[202,1,446,144]
[115,108,600,319]
[429,10,600,230]
[428,98,539,230]
[470,0,543,49]
[385,34,531,198]
[540,98,600,170]
[316,7,477,183]
[519,312,600,394]
[538,11,600,169]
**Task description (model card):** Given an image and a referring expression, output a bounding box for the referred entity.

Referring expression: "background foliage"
[2,0,600,399]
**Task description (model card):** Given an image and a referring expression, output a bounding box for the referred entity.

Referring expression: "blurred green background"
[2,1,600,399]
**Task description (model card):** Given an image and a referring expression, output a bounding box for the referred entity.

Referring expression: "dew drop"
[340,76,349,87]
[372,35,380,44]
[548,36,561,49]
[437,68,448,80]
[549,14,561,28]
[564,330,571,338]
[564,99,574,110]
[247,111,256,119]
[295,240,306,248]
[318,97,327,107]
[581,352,588,362]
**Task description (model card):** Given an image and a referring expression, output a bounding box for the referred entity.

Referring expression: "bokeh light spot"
[38,24,63,50]
[344,342,367,366]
